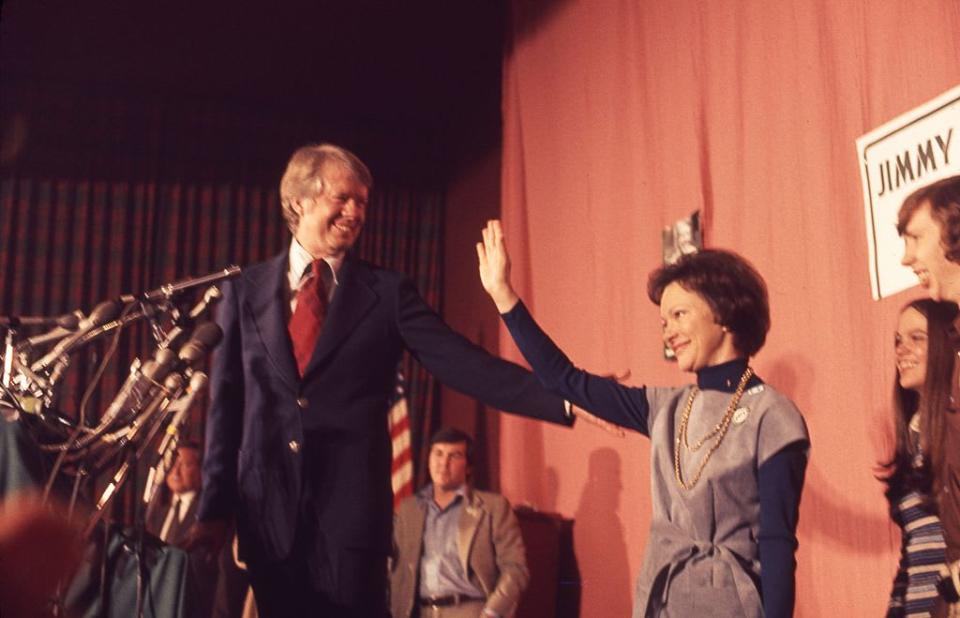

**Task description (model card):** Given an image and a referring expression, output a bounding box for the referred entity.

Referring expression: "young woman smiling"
[477,220,809,618]
[883,299,957,618]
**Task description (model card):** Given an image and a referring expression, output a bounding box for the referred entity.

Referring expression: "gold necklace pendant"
[674,367,754,491]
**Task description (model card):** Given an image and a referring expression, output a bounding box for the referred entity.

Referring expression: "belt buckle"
[425,593,460,608]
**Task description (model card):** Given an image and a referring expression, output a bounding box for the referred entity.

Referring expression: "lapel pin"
[732,407,749,425]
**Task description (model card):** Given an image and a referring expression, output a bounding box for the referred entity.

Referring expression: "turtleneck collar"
[695,357,763,392]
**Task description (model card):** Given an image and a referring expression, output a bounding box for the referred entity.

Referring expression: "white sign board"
[857,84,960,300]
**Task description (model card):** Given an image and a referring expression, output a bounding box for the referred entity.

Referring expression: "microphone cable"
[42,301,133,505]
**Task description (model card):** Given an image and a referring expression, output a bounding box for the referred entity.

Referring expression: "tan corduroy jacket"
[389,487,529,618]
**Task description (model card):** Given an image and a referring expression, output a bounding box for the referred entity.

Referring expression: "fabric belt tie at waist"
[644,522,760,617]
[419,594,485,607]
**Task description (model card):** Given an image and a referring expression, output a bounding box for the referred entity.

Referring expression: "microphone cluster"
[0,267,238,533]
[90,324,220,528]
[55,321,222,455]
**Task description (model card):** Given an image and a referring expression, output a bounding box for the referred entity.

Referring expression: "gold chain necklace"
[674,367,754,491]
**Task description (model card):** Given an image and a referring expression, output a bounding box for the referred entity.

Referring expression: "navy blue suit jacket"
[198,252,569,578]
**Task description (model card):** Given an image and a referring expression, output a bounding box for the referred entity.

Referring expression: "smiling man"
[897,174,960,615]
[190,144,570,617]
[899,175,960,303]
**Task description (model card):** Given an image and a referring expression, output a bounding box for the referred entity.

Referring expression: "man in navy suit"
[188,144,570,617]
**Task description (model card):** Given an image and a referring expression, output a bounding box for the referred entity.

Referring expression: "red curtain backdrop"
[497,1,960,616]
[0,176,443,484]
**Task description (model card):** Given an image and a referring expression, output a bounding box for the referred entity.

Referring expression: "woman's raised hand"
[477,220,521,313]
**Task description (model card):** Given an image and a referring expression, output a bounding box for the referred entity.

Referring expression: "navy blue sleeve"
[501,300,651,434]
[757,441,807,618]
[199,277,244,522]
[395,279,571,426]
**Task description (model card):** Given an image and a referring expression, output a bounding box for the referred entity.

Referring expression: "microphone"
[142,371,208,507]
[0,313,81,328]
[86,324,222,530]
[188,285,223,321]
[21,311,85,349]
[177,322,223,367]
[119,266,240,303]
[31,300,122,371]
[61,347,178,452]
[90,322,220,447]
[156,285,224,353]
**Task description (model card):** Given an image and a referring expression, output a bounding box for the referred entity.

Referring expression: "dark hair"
[429,427,474,466]
[647,249,770,357]
[897,175,960,262]
[177,441,202,461]
[880,298,958,506]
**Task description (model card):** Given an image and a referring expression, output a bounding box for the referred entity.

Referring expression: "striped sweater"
[888,490,948,617]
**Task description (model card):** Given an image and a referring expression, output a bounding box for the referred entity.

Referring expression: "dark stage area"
[1,1,506,186]
[0,1,513,479]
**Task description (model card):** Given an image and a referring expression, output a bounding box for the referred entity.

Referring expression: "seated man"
[148,443,204,546]
[391,427,528,618]
[148,443,247,618]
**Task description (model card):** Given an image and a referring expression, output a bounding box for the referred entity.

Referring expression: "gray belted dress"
[500,301,809,617]
[637,384,808,617]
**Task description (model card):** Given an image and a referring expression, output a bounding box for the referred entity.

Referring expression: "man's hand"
[180,519,230,563]
[571,369,631,438]
[571,406,627,437]
[477,220,521,313]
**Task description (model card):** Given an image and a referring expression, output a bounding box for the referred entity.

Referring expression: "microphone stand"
[5,272,234,618]
[2,319,16,389]
[1,321,25,421]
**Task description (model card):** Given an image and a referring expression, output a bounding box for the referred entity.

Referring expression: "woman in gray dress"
[477,220,809,618]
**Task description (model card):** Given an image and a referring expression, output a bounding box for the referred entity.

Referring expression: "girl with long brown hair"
[883,299,957,617]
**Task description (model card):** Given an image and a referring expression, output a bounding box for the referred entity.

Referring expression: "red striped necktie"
[288,259,329,376]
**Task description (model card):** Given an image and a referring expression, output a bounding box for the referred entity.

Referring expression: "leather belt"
[419,594,485,607]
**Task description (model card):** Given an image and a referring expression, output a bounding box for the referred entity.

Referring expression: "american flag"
[388,370,413,508]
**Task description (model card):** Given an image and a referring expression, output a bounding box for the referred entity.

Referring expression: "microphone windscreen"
[191,322,223,349]
[145,348,178,382]
[56,312,82,329]
[88,300,121,325]
[178,322,223,365]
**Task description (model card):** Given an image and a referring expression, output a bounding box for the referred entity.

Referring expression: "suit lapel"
[166,495,200,546]
[457,489,482,576]
[246,253,299,390]
[410,499,428,563]
[302,255,378,379]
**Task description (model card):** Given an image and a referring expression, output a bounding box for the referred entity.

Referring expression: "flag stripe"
[388,372,413,508]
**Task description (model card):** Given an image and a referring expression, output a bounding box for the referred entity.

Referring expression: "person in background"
[390,427,528,618]
[882,299,955,617]
[148,444,203,547]
[477,220,809,617]
[898,175,960,615]
[0,493,84,618]
[148,443,247,618]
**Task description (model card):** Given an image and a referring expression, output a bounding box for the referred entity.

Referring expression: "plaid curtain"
[0,175,442,477]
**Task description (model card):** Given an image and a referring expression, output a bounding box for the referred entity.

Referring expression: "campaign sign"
[857,84,960,300]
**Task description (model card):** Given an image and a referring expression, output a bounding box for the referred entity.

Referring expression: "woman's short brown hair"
[648,249,770,357]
